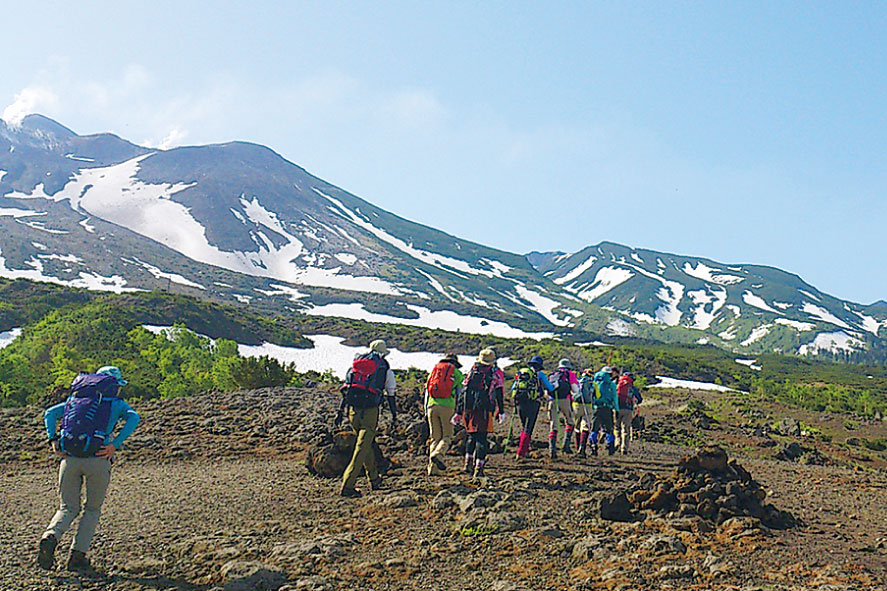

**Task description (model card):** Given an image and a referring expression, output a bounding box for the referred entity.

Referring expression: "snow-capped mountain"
[0,115,578,338]
[529,242,887,359]
[1,115,885,359]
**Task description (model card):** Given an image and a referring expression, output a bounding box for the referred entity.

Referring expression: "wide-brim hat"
[558,358,572,369]
[441,353,462,368]
[97,365,127,386]
[476,348,496,365]
[369,339,388,356]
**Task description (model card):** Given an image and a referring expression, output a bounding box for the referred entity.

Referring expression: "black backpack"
[512,367,540,403]
[462,364,495,412]
[552,368,572,399]
[343,353,388,409]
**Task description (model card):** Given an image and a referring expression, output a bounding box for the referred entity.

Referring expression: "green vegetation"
[1,278,885,420]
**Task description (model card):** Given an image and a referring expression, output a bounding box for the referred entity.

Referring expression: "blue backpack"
[59,373,119,457]
[575,376,596,404]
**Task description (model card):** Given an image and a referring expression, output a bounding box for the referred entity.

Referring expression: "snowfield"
[799,331,863,356]
[304,302,553,339]
[650,376,741,393]
[0,328,22,349]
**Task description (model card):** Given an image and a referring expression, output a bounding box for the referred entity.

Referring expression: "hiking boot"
[463,455,473,474]
[431,456,447,472]
[590,444,598,457]
[548,440,557,459]
[340,487,362,498]
[607,443,616,456]
[37,534,57,570]
[66,550,91,571]
[472,460,485,480]
[562,438,573,455]
[370,478,384,491]
[577,445,586,459]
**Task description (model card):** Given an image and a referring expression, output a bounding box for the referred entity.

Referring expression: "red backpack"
[343,353,387,408]
[617,375,634,407]
[427,362,456,399]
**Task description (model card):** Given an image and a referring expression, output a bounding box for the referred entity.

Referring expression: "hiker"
[511,355,554,460]
[425,353,464,475]
[454,348,505,479]
[572,368,597,457]
[37,366,140,572]
[548,358,579,458]
[616,370,643,454]
[591,366,620,456]
[336,339,398,498]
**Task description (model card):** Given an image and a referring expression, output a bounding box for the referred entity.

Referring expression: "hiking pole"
[550,391,559,459]
[581,400,593,461]
[504,402,517,455]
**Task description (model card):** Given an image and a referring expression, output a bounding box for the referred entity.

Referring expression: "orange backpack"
[427,362,456,399]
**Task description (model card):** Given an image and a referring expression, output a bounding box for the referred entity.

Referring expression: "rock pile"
[601,445,799,530]
[306,430,391,478]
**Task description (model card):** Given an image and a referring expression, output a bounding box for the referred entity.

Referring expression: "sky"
[2,1,885,304]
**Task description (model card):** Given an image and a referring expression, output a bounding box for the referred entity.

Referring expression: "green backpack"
[512,367,539,402]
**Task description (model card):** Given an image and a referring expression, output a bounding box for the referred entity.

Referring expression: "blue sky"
[2,1,885,304]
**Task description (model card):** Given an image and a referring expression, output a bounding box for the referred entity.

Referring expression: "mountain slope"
[532,242,887,358]
[1,114,886,360]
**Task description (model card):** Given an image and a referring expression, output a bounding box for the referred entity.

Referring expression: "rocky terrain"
[1,385,886,591]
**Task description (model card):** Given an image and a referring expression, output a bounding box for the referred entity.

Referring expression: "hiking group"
[35,340,643,571]
[334,340,643,498]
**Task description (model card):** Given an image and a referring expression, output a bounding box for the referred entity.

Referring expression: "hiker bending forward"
[455,348,505,479]
[337,339,398,498]
[38,366,140,572]
[425,353,464,475]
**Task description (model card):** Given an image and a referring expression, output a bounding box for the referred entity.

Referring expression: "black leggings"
[517,398,541,436]
[466,432,489,461]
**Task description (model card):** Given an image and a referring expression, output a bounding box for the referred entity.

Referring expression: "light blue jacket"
[592,371,620,411]
[45,397,141,450]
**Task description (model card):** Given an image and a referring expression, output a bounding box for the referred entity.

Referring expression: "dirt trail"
[1,387,885,591]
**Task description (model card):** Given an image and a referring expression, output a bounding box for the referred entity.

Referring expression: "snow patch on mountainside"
[799,332,863,356]
[851,310,883,335]
[305,302,553,339]
[775,318,816,331]
[687,288,727,330]
[0,328,22,349]
[0,207,46,219]
[607,318,636,337]
[4,157,405,295]
[735,358,762,371]
[741,324,772,346]
[742,291,777,313]
[682,262,744,285]
[802,302,851,330]
[573,266,633,302]
[136,259,206,290]
[651,376,739,393]
[554,254,597,285]
[513,285,570,326]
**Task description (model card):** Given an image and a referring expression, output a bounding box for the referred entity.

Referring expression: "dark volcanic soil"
[1,387,885,591]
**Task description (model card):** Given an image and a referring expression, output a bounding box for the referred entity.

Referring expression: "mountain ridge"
[1,114,885,361]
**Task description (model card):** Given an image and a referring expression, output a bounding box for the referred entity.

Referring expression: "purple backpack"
[59,373,119,457]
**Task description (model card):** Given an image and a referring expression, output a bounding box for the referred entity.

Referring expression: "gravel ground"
[1,388,885,591]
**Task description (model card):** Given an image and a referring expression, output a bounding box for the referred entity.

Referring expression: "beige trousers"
[427,404,455,463]
[44,456,112,552]
[615,409,634,452]
[342,406,380,490]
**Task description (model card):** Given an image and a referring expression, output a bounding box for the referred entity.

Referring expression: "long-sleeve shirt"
[536,370,555,397]
[45,397,140,450]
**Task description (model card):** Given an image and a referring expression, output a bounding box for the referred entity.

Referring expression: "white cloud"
[2,86,59,126]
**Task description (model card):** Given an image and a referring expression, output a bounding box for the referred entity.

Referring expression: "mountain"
[1,115,886,360]
[531,242,887,359]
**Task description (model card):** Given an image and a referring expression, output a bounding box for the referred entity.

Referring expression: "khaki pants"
[547,398,574,430]
[427,404,454,464]
[616,409,633,453]
[572,402,594,432]
[342,406,380,490]
[43,456,112,552]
